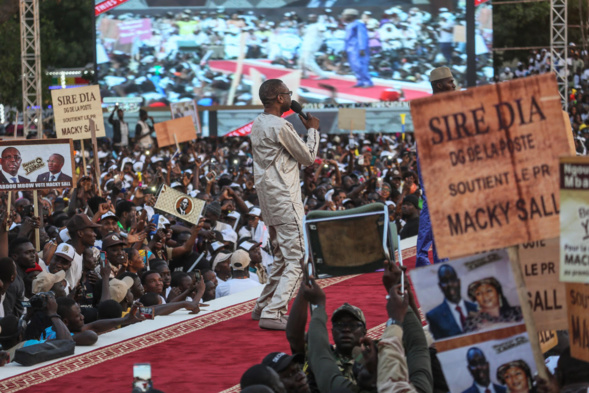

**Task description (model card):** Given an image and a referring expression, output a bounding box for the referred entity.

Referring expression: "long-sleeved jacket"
[307,305,358,393]
[250,113,319,226]
[345,20,369,52]
[377,324,417,393]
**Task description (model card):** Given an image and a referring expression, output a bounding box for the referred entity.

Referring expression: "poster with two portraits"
[410,251,537,393]
[0,139,75,191]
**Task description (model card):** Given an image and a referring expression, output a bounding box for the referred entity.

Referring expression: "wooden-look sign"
[338,108,366,131]
[51,85,106,140]
[411,74,570,259]
[518,238,567,331]
[559,156,589,283]
[538,330,558,353]
[154,116,196,147]
[565,283,589,362]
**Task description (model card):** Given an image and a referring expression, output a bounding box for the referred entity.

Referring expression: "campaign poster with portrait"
[170,101,201,134]
[0,139,75,191]
[559,156,589,283]
[409,250,524,345]
[437,332,537,393]
[153,184,205,224]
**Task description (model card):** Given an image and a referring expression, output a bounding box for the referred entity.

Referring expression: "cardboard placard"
[154,184,205,224]
[565,283,589,362]
[411,74,569,259]
[539,330,558,353]
[559,156,589,283]
[0,139,75,191]
[51,85,106,140]
[338,108,366,131]
[170,101,201,134]
[154,116,196,147]
[518,238,567,331]
[453,25,466,43]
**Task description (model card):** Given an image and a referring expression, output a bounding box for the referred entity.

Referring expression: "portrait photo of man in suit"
[0,147,30,184]
[176,198,191,215]
[426,264,478,339]
[462,347,507,393]
[36,153,72,183]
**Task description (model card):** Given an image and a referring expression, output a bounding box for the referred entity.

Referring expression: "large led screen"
[95,0,493,106]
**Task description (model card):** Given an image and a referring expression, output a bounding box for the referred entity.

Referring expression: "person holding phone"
[250,79,320,331]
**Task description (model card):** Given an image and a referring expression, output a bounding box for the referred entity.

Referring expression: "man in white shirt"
[438,13,455,64]
[238,207,273,271]
[215,250,261,298]
[66,214,102,290]
[298,15,328,80]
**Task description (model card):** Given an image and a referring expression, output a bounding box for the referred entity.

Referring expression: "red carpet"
[2,249,420,393]
[209,60,431,102]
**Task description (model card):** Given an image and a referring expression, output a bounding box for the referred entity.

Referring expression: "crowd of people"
[497,46,589,156]
[0,97,586,391]
[1,42,588,392]
[96,4,493,105]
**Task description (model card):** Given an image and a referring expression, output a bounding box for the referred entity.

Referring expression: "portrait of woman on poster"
[496,360,535,393]
[464,277,522,332]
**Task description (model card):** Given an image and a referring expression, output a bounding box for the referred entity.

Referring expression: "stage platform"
[0,237,420,393]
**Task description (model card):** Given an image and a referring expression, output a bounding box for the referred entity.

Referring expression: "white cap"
[133,162,143,172]
[221,228,238,244]
[171,182,183,188]
[101,211,118,221]
[59,228,70,242]
[239,240,259,251]
[228,211,241,220]
[54,243,75,262]
[210,241,225,253]
[248,207,261,217]
[212,252,232,271]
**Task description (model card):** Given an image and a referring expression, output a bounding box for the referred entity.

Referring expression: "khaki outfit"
[250,113,319,319]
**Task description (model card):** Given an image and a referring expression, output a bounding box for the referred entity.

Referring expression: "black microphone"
[290,100,308,120]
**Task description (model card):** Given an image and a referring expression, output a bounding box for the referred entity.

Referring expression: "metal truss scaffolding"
[550,0,568,111]
[20,0,42,137]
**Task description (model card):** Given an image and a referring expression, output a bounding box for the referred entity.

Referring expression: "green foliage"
[492,1,550,64]
[493,0,589,66]
[0,0,93,108]
[0,13,22,107]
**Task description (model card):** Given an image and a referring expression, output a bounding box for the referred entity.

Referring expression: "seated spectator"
[102,232,129,277]
[262,352,310,393]
[0,294,73,364]
[150,260,172,298]
[216,250,261,298]
[0,257,24,318]
[56,297,142,343]
[399,195,420,240]
[168,271,196,302]
[238,240,268,284]
[31,270,67,298]
[212,252,232,282]
[241,364,287,393]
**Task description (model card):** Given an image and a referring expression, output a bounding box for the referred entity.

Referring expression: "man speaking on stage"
[250,79,320,330]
